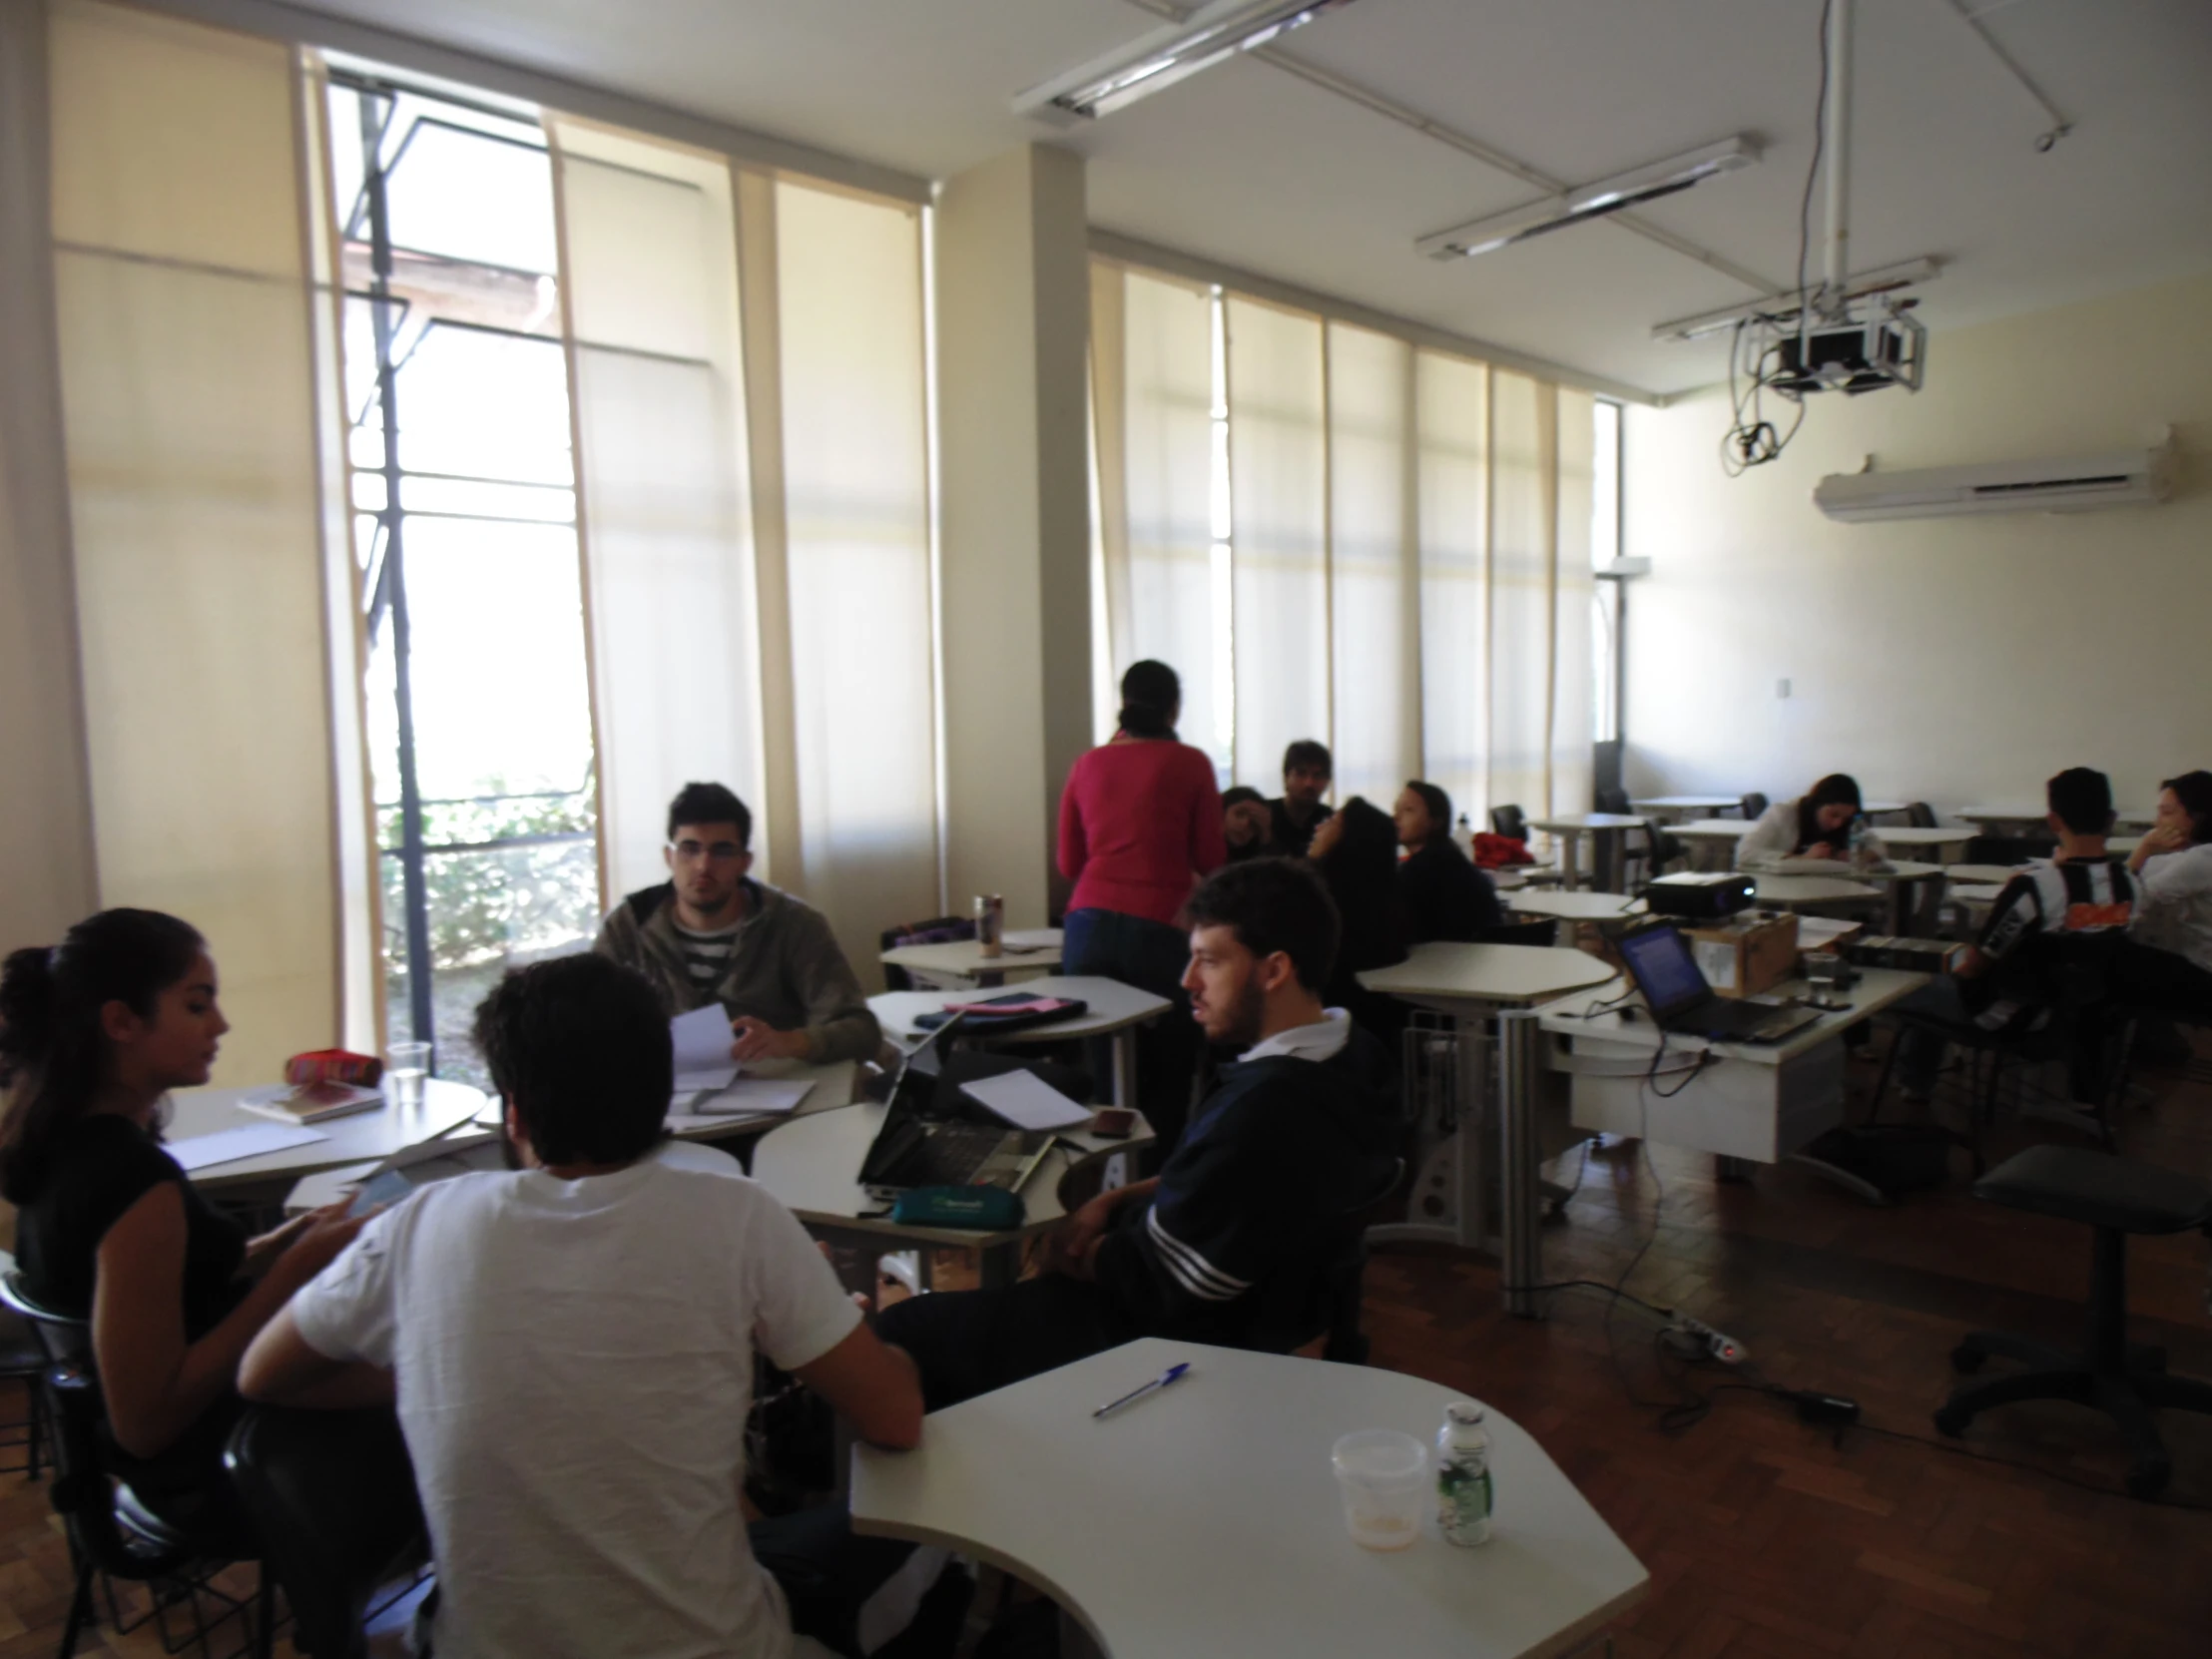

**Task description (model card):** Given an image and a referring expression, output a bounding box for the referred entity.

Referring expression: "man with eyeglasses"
[593,782,880,1064]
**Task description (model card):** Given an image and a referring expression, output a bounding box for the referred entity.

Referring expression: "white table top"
[748,1100,1148,1249]
[1507,890,1648,923]
[1629,796,1740,812]
[1945,862,2024,884]
[1958,805,2155,829]
[1758,857,1940,882]
[168,1079,486,1191]
[850,1338,1648,1659]
[1529,813,1647,832]
[1668,820,1752,840]
[868,976,1171,1046]
[1750,874,1883,905]
[1539,967,1930,1067]
[880,931,1063,979]
[1870,826,1976,847]
[1858,800,1911,816]
[1358,941,1618,1007]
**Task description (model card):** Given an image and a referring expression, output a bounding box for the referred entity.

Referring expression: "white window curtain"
[548,119,762,903]
[1326,321,1420,805]
[1551,388,1597,823]
[48,0,341,1082]
[771,180,937,976]
[1091,265,1220,765]
[1224,296,1328,790]
[1415,350,1489,827]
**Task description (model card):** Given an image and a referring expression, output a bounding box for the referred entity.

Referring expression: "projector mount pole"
[1820,0,1854,322]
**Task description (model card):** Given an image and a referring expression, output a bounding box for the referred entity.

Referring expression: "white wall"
[1622,272,2212,817]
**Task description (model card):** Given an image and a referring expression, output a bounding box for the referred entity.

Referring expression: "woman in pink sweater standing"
[1057,660,1226,1152]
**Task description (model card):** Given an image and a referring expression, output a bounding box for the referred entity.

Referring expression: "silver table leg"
[1497,1008,1544,1319]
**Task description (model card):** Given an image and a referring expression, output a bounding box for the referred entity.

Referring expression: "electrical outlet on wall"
[1776,678,1792,699]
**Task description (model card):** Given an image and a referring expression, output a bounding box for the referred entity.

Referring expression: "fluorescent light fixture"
[1649,257,1942,342]
[1015,0,1359,124]
[1416,137,1761,261]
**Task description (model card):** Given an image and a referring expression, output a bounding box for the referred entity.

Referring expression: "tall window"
[1591,399,1624,746]
[326,77,600,1081]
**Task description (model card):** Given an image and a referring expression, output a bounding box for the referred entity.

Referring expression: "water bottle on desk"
[1435,1400,1494,1546]
[1848,815,1875,874]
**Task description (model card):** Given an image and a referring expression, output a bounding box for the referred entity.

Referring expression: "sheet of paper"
[671,1005,735,1074]
[693,1078,814,1117]
[169,1122,329,1173]
[958,1069,1091,1133]
[1001,928,1060,952]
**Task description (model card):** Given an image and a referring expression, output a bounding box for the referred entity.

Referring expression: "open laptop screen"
[1616,925,1711,1021]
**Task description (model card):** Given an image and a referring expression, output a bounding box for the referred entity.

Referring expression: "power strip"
[1660,1317,1747,1366]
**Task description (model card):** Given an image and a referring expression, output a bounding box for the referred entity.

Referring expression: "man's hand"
[1050,1189,1121,1276]
[730,1016,812,1063]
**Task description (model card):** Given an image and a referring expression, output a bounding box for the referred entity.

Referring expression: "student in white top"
[240,954,947,1659]
[1736,773,1888,870]
[2119,770,2212,1013]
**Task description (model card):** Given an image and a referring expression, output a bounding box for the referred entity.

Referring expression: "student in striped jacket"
[1895,767,2138,1100]
[875,858,1396,1411]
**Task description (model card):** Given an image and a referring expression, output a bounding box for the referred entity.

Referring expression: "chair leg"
[253,1564,276,1659]
[1953,1330,2072,1374]
[1934,1365,2096,1435]
[57,1559,93,1659]
[1867,1031,1901,1125]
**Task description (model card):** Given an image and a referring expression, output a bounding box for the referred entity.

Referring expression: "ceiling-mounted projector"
[1768,299,1927,396]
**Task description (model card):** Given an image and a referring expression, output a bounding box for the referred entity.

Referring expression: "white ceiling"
[293,0,2212,395]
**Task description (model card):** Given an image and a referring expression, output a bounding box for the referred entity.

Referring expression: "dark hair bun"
[0,946,58,1070]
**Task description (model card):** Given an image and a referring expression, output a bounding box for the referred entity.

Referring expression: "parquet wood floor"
[0,1042,2205,1656]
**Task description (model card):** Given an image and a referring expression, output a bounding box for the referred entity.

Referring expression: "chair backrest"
[226,1405,428,1659]
[1964,834,2047,867]
[1595,787,1630,815]
[1472,917,1559,948]
[1740,792,1770,821]
[877,914,977,992]
[1906,802,1938,829]
[0,1262,91,1368]
[1488,805,1527,841]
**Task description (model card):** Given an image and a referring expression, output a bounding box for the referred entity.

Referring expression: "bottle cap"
[1445,1400,1484,1425]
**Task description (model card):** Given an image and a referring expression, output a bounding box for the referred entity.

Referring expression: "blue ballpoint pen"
[1092,1362,1192,1418]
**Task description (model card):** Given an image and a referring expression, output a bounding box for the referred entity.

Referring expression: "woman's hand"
[1307,812,1346,860]
[2131,821,2189,870]
[240,1210,314,1277]
[265,1202,373,1293]
[1799,841,1838,859]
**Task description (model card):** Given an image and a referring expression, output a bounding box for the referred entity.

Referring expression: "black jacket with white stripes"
[1090,1025,1396,1353]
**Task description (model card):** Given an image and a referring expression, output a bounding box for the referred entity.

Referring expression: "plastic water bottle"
[1456,814,1476,856]
[1434,1400,1493,1546]
[1848,814,1874,873]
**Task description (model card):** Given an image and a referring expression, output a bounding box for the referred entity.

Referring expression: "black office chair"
[1905,802,1938,829]
[1473,917,1559,948]
[0,1253,51,1479]
[1965,833,2050,866]
[1739,792,1770,821]
[225,1406,429,1659]
[1317,1155,1408,1367]
[877,914,976,992]
[1489,805,1527,842]
[1594,787,1631,816]
[0,1272,271,1659]
[1936,1146,2212,1497]
[1620,817,1682,887]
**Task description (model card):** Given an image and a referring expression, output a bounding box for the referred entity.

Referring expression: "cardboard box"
[1685,911,1800,998]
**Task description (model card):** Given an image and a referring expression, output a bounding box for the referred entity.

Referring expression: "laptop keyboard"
[882,1122,1012,1189]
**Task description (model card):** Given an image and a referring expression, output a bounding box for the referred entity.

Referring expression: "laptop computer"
[1616,924,1824,1044]
[858,1013,1054,1199]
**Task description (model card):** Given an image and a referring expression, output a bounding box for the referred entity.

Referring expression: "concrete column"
[933,144,1092,927]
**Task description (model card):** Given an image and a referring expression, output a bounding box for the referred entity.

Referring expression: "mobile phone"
[347,1168,414,1219]
[1089,1107,1136,1139]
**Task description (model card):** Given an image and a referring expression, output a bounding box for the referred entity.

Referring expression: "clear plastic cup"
[386,1040,431,1105]
[1332,1429,1427,1551]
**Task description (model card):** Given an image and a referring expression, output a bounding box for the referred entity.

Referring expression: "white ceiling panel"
[286,0,2212,395]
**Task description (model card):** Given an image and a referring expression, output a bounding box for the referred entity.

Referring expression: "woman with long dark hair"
[1391,780,1502,943]
[1306,795,1411,1043]
[0,909,366,1533]
[1057,661,1227,1150]
[2121,770,2212,1009]
[1736,773,1888,869]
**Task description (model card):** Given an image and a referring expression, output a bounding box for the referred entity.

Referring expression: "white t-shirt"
[289,1140,861,1659]
[2133,841,2212,975]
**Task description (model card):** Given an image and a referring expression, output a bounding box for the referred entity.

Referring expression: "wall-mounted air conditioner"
[1813,439,2173,524]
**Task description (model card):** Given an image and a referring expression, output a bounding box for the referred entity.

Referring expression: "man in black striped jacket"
[1896,767,2137,1100]
[876,858,1395,1411]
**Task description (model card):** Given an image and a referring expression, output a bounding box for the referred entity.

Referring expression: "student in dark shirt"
[0,909,366,1535]
[1392,781,1502,943]
[1269,740,1336,855]
[1222,786,1275,862]
[875,858,1395,1410]
[1306,796,1411,1042]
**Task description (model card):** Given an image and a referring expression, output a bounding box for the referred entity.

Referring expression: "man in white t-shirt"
[241,954,940,1659]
